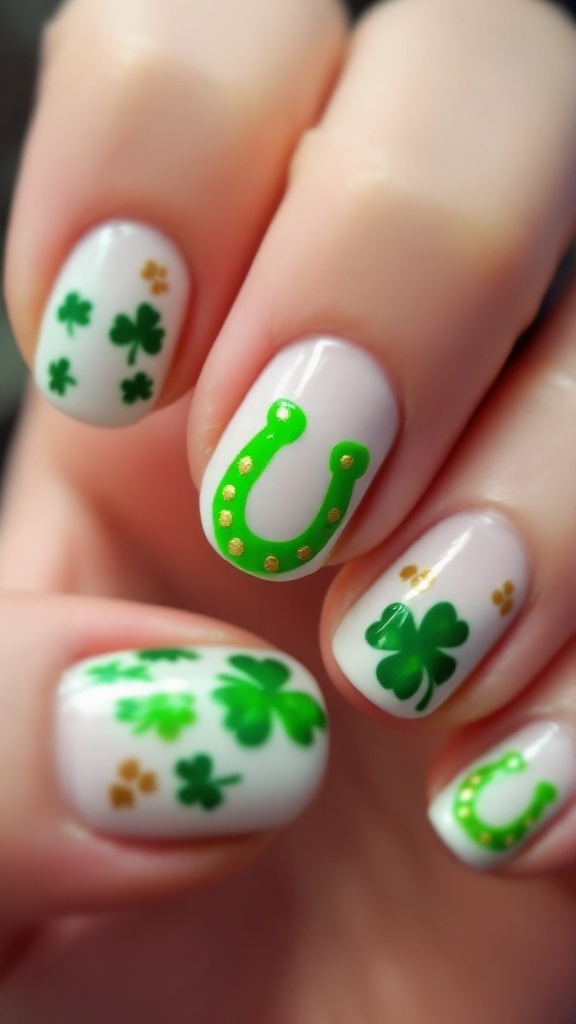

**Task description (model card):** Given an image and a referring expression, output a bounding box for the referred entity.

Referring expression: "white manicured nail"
[55,646,328,839]
[35,221,190,427]
[199,337,398,580]
[428,722,576,869]
[332,511,529,717]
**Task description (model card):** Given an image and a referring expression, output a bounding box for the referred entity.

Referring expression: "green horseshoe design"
[453,750,557,853]
[212,399,370,575]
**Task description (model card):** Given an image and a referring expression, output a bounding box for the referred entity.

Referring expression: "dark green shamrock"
[137,648,200,662]
[174,753,241,810]
[213,655,327,748]
[109,302,165,366]
[48,357,77,396]
[56,291,93,336]
[86,659,153,684]
[365,601,470,712]
[115,692,197,741]
[120,372,154,405]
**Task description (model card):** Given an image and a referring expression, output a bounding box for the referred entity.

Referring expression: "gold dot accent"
[228,538,245,557]
[139,772,158,794]
[399,564,418,581]
[119,758,139,782]
[219,510,233,527]
[297,545,312,561]
[327,508,341,523]
[110,784,135,809]
[264,555,279,573]
[238,456,253,475]
[457,807,470,819]
[399,564,436,593]
[222,484,236,501]
[276,405,290,422]
[340,454,354,470]
[470,774,482,786]
[460,788,473,802]
[480,832,492,846]
[505,834,516,847]
[492,580,515,617]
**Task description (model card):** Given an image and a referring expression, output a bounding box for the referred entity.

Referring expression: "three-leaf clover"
[57,291,93,336]
[213,655,327,747]
[109,302,165,366]
[48,358,77,396]
[116,693,197,741]
[120,372,154,404]
[365,601,470,712]
[86,659,153,684]
[137,648,200,662]
[174,753,241,810]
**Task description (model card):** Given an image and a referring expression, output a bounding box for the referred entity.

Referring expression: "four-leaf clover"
[48,358,77,396]
[116,693,197,741]
[365,601,469,712]
[121,372,154,405]
[57,291,93,336]
[213,655,327,747]
[174,753,241,810]
[86,659,153,684]
[109,302,165,365]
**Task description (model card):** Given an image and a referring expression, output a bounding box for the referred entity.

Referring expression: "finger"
[191,0,576,580]
[428,639,576,874]
[0,593,328,925]
[325,271,576,722]
[4,0,346,427]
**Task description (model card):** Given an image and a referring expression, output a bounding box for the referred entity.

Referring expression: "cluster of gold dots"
[140,259,169,295]
[109,758,157,810]
[492,580,514,616]
[399,564,436,593]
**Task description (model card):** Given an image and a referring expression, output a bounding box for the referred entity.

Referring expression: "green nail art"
[86,659,153,684]
[120,371,154,404]
[48,357,77,396]
[56,291,93,336]
[365,601,470,712]
[212,399,370,575]
[174,753,242,810]
[115,692,197,741]
[453,751,557,852]
[213,654,327,747]
[109,302,165,366]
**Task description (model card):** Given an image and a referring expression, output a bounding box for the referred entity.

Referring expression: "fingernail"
[428,721,576,869]
[332,511,529,717]
[35,221,190,427]
[199,337,398,580]
[55,646,328,839]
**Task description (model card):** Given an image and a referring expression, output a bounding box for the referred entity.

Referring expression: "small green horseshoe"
[453,750,557,853]
[212,398,370,575]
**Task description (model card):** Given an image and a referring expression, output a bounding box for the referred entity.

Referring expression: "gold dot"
[219,510,233,527]
[139,772,158,794]
[222,484,236,501]
[340,454,354,470]
[297,545,312,561]
[503,580,514,595]
[525,817,534,827]
[480,832,492,845]
[505,834,516,847]
[460,788,473,801]
[276,405,290,422]
[492,589,503,605]
[263,555,279,573]
[470,774,482,786]
[238,456,253,475]
[228,538,245,557]
[399,564,418,581]
[457,807,470,819]
[327,508,341,523]
[118,758,139,782]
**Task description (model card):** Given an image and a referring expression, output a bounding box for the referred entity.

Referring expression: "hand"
[1,1,575,1021]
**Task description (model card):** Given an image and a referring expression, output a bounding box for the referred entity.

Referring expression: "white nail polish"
[35,221,190,427]
[428,722,576,869]
[55,646,328,838]
[332,512,529,717]
[199,337,398,580]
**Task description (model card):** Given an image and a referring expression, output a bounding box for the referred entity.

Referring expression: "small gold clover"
[109,758,158,810]
[492,580,515,616]
[399,564,436,594]
[140,259,169,295]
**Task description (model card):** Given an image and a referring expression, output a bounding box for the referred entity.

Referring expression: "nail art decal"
[35,222,189,427]
[200,338,399,580]
[55,647,328,838]
[332,512,529,717]
[429,722,576,868]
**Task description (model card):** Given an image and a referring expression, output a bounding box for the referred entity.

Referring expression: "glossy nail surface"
[428,721,576,869]
[332,512,529,717]
[35,221,189,427]
[55,646,328,839]
[200,337,398,580]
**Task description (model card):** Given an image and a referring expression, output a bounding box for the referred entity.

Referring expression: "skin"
[0,0,575,1021]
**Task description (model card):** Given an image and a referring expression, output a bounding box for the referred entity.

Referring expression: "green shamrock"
[109,302,165,366]
[137,648,200,662]
[365,601,470,712]
[115,692,197,741]
[86,659,153,684]
[56,291,93,336]
[48,357,77,396]
[213,655,327,748]
[120,372,154,405]
[174,753,241,810]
